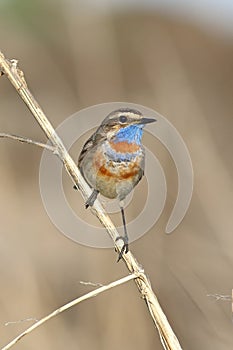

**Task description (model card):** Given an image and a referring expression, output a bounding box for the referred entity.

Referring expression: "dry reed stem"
[0,133,56,152]
[0,50,183,350]
[1,274,137,350]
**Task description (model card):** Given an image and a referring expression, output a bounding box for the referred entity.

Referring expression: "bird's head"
[101,108,156,144]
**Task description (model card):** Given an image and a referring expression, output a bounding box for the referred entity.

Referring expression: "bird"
[77,108,156,261]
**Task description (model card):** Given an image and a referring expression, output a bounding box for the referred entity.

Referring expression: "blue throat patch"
[113,125,143,145]
[105,125,144,161]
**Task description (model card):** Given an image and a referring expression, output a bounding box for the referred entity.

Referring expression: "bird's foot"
[115,236,129,262]
[85,189,99,208]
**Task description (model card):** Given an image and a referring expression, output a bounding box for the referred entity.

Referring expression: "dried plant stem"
[0,133,55,152]
[207,293,232,302]
[1,274,137,350]
[0,50,183,350]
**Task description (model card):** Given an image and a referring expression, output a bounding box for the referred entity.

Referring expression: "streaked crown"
[101,108,155,128]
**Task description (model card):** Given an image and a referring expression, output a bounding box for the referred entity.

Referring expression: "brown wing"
[78,126,107,168]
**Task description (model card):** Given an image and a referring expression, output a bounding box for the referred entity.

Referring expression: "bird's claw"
[116,236,129,262]
[73,184,79,190]
[85,189,99,208]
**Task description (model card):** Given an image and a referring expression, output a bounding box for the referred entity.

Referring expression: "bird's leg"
[116,204,129,262]
[73,183,99,208]
[85,189,99,208]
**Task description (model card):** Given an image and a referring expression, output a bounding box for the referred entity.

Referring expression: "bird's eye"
[119,115,127,123]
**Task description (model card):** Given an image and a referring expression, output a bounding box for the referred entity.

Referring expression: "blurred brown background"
[0,1,233,349]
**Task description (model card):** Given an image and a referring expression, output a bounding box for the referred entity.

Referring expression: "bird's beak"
[138,117,156,125]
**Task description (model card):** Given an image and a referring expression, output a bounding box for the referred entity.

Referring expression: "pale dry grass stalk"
[0,50,183,350]
[1,274,137,350]
[0,133,55,151]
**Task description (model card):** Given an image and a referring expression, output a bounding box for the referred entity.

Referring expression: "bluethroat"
[77,108,156,261]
